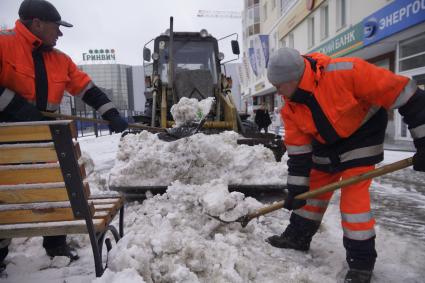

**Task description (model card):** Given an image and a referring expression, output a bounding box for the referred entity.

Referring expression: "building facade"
[60,63,145,119]
[77,64,134,111]
[241,0,425,146]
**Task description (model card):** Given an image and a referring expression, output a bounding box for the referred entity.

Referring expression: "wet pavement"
[372,167,425,241]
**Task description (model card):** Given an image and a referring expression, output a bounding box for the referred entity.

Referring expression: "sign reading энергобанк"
[82,49,116,61]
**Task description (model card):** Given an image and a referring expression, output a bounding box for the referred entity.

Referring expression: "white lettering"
[377,0,425,31]
[393,10,399,24]
[379,18,386,30]
[406,3,413,17]
[399,7,407,21]
[412,0,421,13]
[382,10,390,28]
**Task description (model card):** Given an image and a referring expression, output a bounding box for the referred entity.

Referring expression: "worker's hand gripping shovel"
[208,157,413,227]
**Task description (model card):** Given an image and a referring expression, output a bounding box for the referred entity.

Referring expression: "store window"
[308,17,315,48]
[399,33,425,72]
[321,5,329,40]
[288,33,294,48]
[336,0,346,30]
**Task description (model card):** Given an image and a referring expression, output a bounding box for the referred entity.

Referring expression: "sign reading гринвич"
[363,0,425,46]
[82,49,116,61]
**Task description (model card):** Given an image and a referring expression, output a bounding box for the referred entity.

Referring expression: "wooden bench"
[0,120,124,277]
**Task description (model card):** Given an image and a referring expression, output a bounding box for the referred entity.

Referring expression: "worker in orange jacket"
[265,47,425,283]
[0,0,128,272]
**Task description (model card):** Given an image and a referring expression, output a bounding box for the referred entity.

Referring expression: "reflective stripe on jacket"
[0,20,91,109]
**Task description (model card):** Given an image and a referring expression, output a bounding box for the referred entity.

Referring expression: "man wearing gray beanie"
[266,47,425,283]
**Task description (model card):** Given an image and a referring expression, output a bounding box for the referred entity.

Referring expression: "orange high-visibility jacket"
[282,52,417,190]
[0,20,91,111]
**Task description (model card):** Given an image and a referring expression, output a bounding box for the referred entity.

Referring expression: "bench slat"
[0,198,122,225]
[0,164,86,185]
[0,146,57,164]
[0,197,122,236]
[0,121,77,143]
[0,207,80,224]
[0,187,68,204]
[0,125,53,142]
[0,218,107,238]
[0,166,63,185]
[0,182,91,204]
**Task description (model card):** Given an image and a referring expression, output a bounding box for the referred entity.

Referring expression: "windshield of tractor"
[157,40,218,85]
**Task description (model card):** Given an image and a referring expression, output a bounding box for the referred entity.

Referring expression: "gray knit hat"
[267,47,305,85]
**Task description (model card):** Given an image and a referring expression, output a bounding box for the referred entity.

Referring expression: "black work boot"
[344,269,372,283]
[343,237,376,283]
[266,213,321,251]
[0,262,5,275]
[45,244,79,261]
[43,235,79,261]
[0,244,9,275]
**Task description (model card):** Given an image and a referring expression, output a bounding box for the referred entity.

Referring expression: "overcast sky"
[0,0,243,65]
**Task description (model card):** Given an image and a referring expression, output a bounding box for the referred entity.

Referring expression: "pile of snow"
[170,97,215,126]
[109,131,286,187]
[99,181,339,283]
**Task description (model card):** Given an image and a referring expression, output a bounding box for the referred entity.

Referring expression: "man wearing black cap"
[0,0,128,272]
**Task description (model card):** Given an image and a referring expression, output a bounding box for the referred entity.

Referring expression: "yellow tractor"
[135,17,284,160]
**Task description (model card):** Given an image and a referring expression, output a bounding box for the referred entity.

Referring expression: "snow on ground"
[1,133,424,283]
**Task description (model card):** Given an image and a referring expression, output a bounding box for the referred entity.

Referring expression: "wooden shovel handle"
[245,157,413,221]
[41,111,166,132]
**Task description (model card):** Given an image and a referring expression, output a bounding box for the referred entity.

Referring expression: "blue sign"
[259,35,270,67]
[363,0,425,46]
[248,47,258,76]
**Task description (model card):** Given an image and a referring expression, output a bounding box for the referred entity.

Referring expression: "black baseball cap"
[19,0,73,27]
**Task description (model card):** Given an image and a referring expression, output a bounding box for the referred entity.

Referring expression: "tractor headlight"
[152,52,160,61]
[200,29,209,37]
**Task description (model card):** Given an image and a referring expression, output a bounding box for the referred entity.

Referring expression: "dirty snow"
[1,133,424,283]
[170,97,215,127]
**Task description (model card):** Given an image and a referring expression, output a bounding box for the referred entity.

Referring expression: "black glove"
[283,188,307,211]
[3,94,44,121]
[102,108,128,133]
[413,149,425,172]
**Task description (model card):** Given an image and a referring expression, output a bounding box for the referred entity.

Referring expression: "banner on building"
[242,56,251,81]
[363,0,425,46]
[310,22,364,57]
[248,48,258,77]
[259,35,270,67]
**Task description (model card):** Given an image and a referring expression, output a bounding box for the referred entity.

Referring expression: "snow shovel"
[41,111,166,133]
[208,157,414,227]
[156,113,211,142]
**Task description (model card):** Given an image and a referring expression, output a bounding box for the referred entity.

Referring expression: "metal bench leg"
[119,206,125,238]
[97,225,121,270]
[86,219,104,277]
